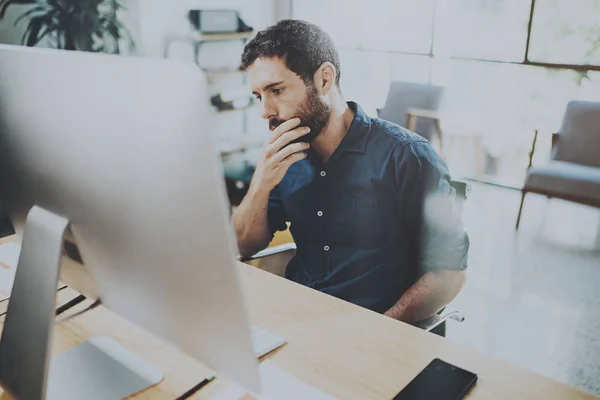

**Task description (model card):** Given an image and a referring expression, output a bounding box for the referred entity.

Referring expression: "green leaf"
[14,6,49,27]
[103,19,120,39]
[21,23,32,45]
[0,0,14,19]
[7,0,134,54]
[24,17,43,47]
[63,28,75,50]
[32,17,58,46]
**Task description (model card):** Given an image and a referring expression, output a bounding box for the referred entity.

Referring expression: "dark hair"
[241,19,341,86]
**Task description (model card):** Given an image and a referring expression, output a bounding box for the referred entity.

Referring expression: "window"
[528,0,600,66]
[293,0,600,186]
[293,0,435,53]
[338,49,391,115]
[360,0,435,54]
[390,53,432,83]
[434,0,532,62]
[293,0,364,49]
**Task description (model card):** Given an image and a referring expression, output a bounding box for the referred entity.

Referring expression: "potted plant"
[0,0,134,53]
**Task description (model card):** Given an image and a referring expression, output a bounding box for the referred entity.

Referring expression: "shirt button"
[324,245,330,251]
[317,211,323,216]
[320,171,326,177]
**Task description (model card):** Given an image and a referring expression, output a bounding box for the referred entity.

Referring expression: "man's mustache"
[269,118,285,131]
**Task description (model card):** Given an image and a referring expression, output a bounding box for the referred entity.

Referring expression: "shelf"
[212,102,258,115]
[205,69,247,84]
[205,68,245,75]
[166,31,253,44]
[163,30,254,59]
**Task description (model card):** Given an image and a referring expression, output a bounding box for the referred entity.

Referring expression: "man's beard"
[269,84,331,144]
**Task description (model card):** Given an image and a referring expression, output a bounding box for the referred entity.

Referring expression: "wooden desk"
[0,238,596,399]
[0,236,77,318]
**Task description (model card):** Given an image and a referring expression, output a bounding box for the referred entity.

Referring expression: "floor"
[446,183,600,396]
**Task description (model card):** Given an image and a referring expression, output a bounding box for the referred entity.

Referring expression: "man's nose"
[261,99,276,120]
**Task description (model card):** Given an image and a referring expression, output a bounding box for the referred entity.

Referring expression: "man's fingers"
[266,117,301,144]
[270,126,310,154]
[265,125,310,158]
[280,151,307,168]
[273,142,310,164]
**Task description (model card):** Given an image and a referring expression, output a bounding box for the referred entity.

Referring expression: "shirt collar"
[331,102,372,159]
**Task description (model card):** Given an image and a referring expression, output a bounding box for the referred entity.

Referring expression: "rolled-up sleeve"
[267,184,289,238]
[396,141,469,274]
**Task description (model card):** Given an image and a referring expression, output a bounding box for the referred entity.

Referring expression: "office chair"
[242,180,470,334]
[516,101,600,230]
[377,81,445,156]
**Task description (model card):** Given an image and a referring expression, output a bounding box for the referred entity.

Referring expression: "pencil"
[175,375,216,400]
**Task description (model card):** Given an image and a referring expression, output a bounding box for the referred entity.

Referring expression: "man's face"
[249,57,330,143]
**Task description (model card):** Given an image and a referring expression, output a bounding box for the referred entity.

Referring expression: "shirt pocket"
[330,196,388,247]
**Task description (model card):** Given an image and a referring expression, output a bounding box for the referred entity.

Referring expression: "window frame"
[291,0,600,72]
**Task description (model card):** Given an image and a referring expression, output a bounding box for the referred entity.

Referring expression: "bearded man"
[232,20,469,328]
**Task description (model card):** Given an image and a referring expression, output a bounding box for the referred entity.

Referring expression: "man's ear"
[314,62,337,95]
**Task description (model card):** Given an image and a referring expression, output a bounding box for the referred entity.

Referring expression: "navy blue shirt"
[267,102,469,313]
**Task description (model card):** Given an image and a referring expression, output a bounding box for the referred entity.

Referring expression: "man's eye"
[272,88,282,95]
[255,95,262,102]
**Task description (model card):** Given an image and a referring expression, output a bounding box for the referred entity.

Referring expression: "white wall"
[136,1,280,165]
[118,0,143,55]
[0,1,279,164]
[1,1,276,55]
[139,0,275,60]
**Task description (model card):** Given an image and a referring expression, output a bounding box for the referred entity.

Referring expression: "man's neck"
[311,95,354,163]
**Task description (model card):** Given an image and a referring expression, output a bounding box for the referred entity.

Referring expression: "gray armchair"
[242,180,470,334]
[516,101,600,230]
[377,81,445,151]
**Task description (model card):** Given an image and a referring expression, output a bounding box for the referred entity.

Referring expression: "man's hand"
[252,118,310,193]
[232,118,309,258]
[384,269,466,325]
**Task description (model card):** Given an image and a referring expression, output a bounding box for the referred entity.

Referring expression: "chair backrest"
[378,81,444,141]
[553,101,600,168]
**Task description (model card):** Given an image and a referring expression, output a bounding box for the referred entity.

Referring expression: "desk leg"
[406,113,417,132]
[474,136,484,181]
[595,215,600,251]
[194,42,203,65]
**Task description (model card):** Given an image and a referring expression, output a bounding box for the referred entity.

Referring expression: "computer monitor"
[0,44,260,398]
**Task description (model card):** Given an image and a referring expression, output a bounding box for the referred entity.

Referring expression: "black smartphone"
[393,358,478,400]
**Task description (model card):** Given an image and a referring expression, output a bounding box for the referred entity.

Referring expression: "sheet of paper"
[0,242,21,301]
[0,242,21,268]
[211,360,338,400]
[0,267,16,301]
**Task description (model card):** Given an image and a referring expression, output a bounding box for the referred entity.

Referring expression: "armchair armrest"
[416,310,465,332]
[240,242,297,262]
[449,180,470,200]
[551,132,559,150]
[241,243,297,277]
[527,130,558,169]
[527,130,539,169]
[406,108,444,155]
[406,107,442,132]
[406,107,441,121]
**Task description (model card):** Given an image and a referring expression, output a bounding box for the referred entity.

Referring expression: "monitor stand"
[0,206,163,400]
